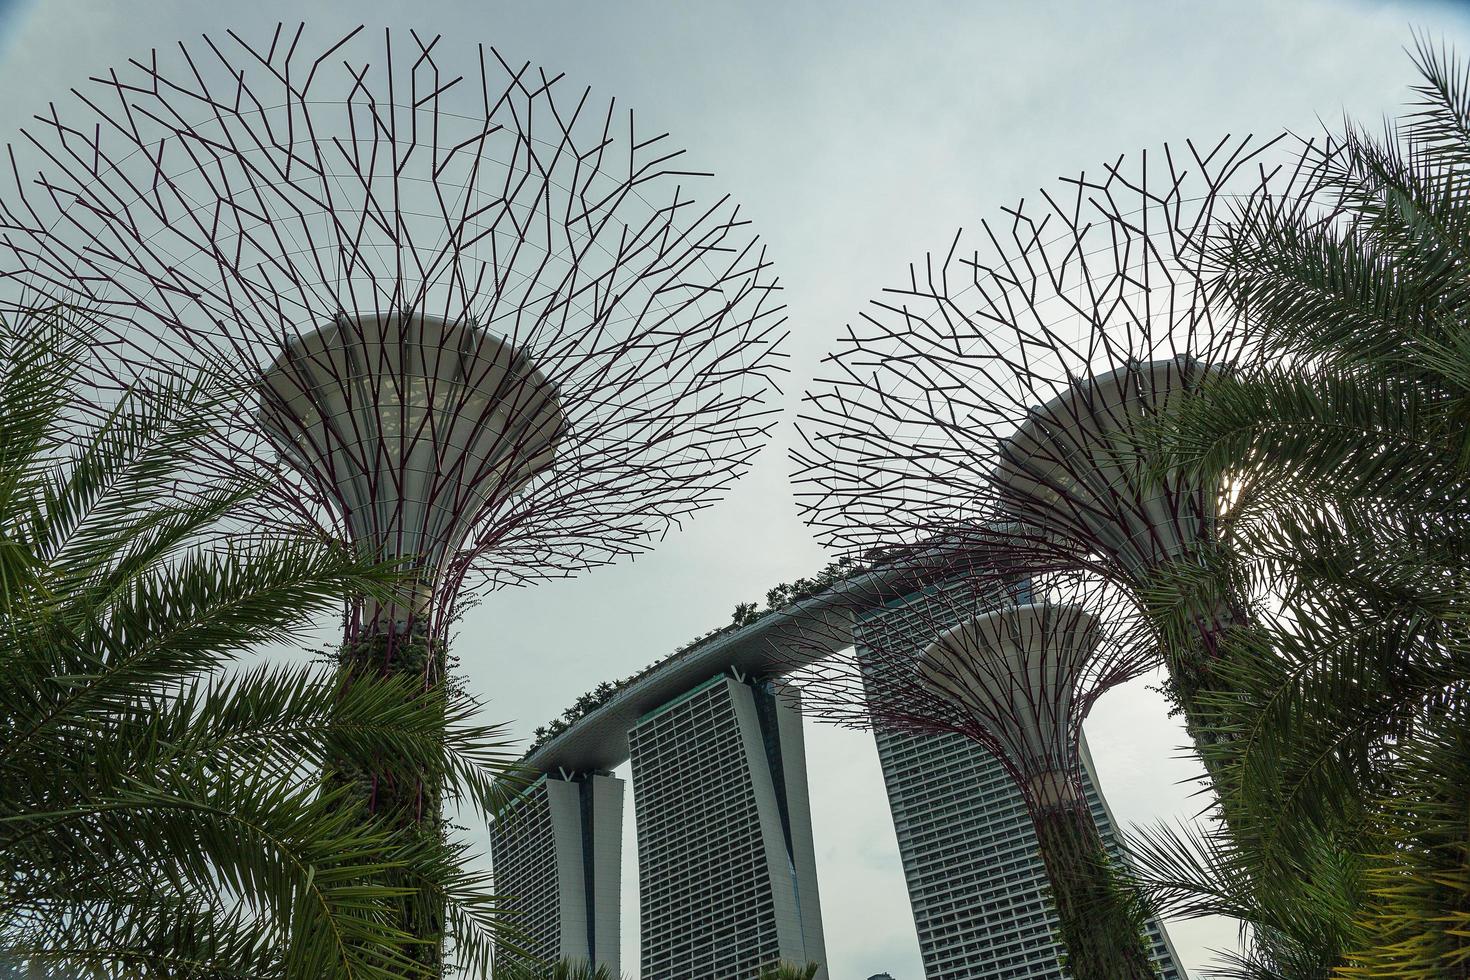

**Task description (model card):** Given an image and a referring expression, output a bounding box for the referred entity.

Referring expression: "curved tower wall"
[489,771,624,973]
[629,673,827,979]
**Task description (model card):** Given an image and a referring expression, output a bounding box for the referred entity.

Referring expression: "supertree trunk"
[1032,799,1157,980]
[1135,555,1256,770]
[338,616,447,977]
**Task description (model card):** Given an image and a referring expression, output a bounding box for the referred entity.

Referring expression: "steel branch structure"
[0,25,787,975]
[788,570,1151,803]
[793,135,1280,560]
[791,135,1296,737]
[783,568,1157,979]
[1,24,788,638]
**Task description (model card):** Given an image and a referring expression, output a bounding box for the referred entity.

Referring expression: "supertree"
[0,24,787,974]
[783,567,1160,979]
[789,135,1299,756]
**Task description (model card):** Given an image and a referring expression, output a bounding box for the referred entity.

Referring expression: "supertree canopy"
[790,136,1292,741]
[256,312,565,629]
[785,568,1159,979]
[1,24,787,637]
[994,357,1219,580]
[0,25,786,973]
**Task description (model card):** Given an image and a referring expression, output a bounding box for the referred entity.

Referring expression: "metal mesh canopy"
[790,135,1295,587]
[995,358,1218,578]
[920,601,1097,804]
[258,312,563,574]
[781,566,1154,813]
[0,25,787,617]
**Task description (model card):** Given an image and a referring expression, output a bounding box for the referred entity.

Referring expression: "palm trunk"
[1032,799,1157,980]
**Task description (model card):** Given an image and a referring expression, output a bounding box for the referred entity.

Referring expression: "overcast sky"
[4,1,1470,977]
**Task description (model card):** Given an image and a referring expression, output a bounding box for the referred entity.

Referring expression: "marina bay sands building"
[491,670,826,979]
[489,593,856,979]
[489,568,1181,979]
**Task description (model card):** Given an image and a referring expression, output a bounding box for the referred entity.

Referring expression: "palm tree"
[754,963,821,980]
[0,312,522,978]
[1128,38,1470,977]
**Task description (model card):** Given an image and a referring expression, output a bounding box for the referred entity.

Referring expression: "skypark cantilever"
[520,552,949,774]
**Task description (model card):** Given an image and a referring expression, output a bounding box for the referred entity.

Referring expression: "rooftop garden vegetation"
[524,557,867,755]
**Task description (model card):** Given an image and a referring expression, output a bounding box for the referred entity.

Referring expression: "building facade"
[629,672,827,980]
[859,594,1185,980]
[488,770,624,973]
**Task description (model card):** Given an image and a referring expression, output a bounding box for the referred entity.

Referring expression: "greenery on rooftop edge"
[524,557,867,755]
